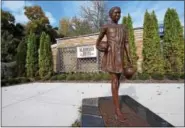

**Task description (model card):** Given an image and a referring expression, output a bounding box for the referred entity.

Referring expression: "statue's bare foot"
[115,111,133,126]
[115,111,127,122]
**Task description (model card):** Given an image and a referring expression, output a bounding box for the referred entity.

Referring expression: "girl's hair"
[109,6,121,17]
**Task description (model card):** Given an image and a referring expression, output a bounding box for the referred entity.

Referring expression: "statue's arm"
[96,27,106,51]
[124,27,132,65]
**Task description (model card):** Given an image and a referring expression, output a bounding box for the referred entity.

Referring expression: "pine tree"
[122,15,137,68]
[38,32,53,79]
[143,10,150,43]
[16,38,27,76]
[163,8,184,74]
[122,16,128,66]
[122,16,128,25]
[142,10,164,74]
[26,32,37,77]
[127,14,137,67]
[142,10,150,73]
[150,11,164,74]
[45,34,53,76]
[39,32,46,79]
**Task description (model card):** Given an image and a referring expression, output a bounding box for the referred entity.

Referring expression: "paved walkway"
[1,82,184,127]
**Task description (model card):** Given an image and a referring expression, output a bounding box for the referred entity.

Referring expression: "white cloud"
[2,1,32,13]
[2,1,32,24]
[12,10,29,24]
[2,1,25,12]
[2,1,57,26]
[45,12,56,25]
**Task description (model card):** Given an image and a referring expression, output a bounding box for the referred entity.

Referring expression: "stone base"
[81,95,173,127]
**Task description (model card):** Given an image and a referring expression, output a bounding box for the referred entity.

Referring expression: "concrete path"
[1,82,184,127]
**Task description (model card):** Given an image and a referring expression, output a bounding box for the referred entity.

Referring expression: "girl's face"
[111,8,121,23]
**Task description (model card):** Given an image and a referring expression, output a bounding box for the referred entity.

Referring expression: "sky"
[1,1,184,28]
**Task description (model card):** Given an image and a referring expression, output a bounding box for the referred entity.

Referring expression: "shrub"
[50,75,58,80]
[166,73,179,80]
[102,73,110,80]
[130,73,137,80]
[66,73,75,80]
[1,79,8,86]
[82,73,93,80]
[35,70,40,77]
[138,73,150,80]
[14,77,22,83]
[43,74,51,81]
[15,77,30,83]
[72,120,81,127]
[28,77,35,82]
[8,78,16,85]
[180,73,184,79]
[92,73,102,81]
[35,76,41,81]
[151,73,164,80]
[57,74,66,80]
[3,78,19,86]
[74,73,82,80]
[21,77,30,83]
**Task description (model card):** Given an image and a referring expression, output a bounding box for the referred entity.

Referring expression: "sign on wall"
[77,45,97,58]
[159,24,164,36]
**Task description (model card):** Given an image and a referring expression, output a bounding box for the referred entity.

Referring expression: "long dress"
[97,24,129,73]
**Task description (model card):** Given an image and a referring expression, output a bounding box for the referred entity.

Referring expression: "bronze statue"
[96,6,135,122]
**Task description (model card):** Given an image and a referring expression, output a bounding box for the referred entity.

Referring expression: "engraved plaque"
[82,98,99,107]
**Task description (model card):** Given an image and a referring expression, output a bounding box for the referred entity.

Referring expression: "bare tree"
[70,16,93,36]
[80,1,109,32]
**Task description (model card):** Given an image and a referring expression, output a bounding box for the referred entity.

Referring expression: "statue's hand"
[97,41,109,52]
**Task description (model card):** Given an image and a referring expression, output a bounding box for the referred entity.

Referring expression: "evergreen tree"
[163,8,184,74]
[122,15,137,68]
[142,10,152,74]
[122,16,128,66]
[45,34,53,76]
[39,32,46,79]
[39,32,53,79]
[127,14,137,67]
[143,10,150,44]
[26,32,37,77]
[16,38,27,76]
[142,10,164,74]
[150,11,164,74]
[122,16,128,25]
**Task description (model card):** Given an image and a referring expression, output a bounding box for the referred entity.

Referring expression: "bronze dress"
[96,24,129,73]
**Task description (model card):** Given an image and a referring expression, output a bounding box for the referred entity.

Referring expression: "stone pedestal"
[81,95,173,127]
